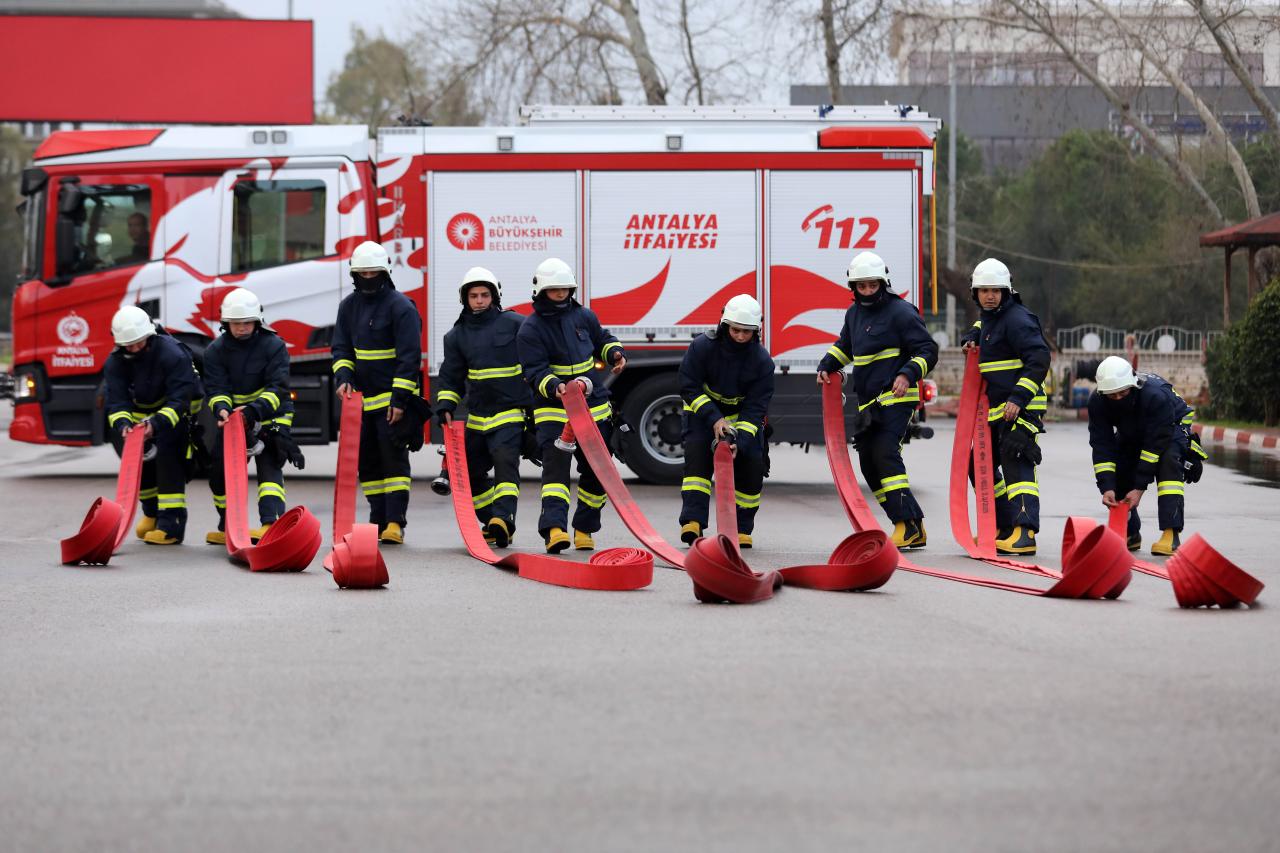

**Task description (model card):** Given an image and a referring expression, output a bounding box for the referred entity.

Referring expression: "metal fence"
[1056,325,1219,353]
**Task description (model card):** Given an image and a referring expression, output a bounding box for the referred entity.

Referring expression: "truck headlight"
[13,371,38,401]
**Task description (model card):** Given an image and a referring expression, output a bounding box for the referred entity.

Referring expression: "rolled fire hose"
[221,410,321,572]
[682,441,896,604]
[560,382,687,569]
[1103,505,1263,607]
[60,427,144,565]
[322,392,389,589]
[826,378,1133,599]
[442,420,652,590]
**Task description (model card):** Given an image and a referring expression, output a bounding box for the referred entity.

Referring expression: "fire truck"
[9,105,941,484]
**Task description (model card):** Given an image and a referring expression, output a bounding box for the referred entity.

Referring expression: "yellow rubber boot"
[486,518,511,548]
[249,524,271,543]
[135,515,157,540]
[738,533,753,549]
[142,529,180,545]
[205,530,226,546]
[680,521,702,545]
[1151,529,1180,556]
[574,530,595,551]
[545,528,570,554]
[995,526,1036,555]
[380,522,404,544]
[892,520,927,550]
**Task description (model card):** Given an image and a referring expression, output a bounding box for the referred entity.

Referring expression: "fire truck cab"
[10,106,940,484]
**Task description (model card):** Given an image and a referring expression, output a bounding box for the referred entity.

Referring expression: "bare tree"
[409,0,760,121]
[765,0,888,104]
[1081,0,1261,219]
[1185,0,1280,140]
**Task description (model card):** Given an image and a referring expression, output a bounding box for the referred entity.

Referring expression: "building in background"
[794,5,1280,172]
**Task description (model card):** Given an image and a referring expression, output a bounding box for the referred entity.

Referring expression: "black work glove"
[240,406,259,429]
[1002,420,1043,466]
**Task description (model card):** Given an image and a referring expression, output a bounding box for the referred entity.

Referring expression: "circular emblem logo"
[57,313,89,345]
[446,212,485,251]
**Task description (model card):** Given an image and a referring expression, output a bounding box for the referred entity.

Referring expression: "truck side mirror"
[57,179,84,215]
[53,180,85,281]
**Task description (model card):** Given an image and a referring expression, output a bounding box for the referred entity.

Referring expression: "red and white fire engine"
[10,106,940,483]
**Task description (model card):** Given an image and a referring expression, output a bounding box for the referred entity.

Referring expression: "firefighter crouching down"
[817,251,938,550]
[960,257,1051,556]
[104,305,202,545]
[516,257,626,555]
[434,267,531,548]
[1088,356,1204,556]
[203,288,299,546]
[331,240,423,544]
[679,295,774,549]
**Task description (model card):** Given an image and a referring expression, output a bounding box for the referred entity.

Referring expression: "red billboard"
[0,16,313,124]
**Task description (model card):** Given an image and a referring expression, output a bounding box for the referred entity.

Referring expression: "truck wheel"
[619,373,684,485]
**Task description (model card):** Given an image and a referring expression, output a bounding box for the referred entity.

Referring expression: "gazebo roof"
[1200,211,1280,248]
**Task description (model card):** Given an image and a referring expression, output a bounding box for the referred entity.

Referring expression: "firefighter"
[434,267,531,547]
[1088,356,1204,556]
[959,257,1050,556]
[203,288,295,545]
[103,305,201,545]
[817,252,938,550]
[331,241,423,544]
[516,258,626,554]
[679,295,774,549]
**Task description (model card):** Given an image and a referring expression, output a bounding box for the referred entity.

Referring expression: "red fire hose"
[441,420,652,590]
[827,377,1133,599]
[560,382,687,569]
[323,392,388,589]
[685,440,896,603]
[60,428,144,565]
[1104,505,1263,607]
[221,410,321,572]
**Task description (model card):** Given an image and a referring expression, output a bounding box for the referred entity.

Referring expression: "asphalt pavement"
[2,410,1278,853]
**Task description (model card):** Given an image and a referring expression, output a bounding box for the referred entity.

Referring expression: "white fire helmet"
[846,251,890,287]
[1095,356,1139,394]
[721,294,763,329]
[971,257,1013,290]
[111,305,155,347]
[531,257,578,297]
[350,240,392,273]
[459,266,502,304]
[220,288,265,324]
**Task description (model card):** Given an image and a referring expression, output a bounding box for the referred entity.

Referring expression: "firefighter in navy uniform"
[1088,356,1204,556]
[516,257,626,554]
[103,305,202,545]
[203,288,295,545]
[817,252,938,550]
[959,257,1051,556]
[331,240,423,544]
[434,267,531,548]
[678,295,774,549]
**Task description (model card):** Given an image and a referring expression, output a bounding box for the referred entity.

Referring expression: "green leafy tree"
[325,26,482,131]
[1206,277,1280,424]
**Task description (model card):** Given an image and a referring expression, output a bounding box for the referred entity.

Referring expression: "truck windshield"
[19,188,44,282]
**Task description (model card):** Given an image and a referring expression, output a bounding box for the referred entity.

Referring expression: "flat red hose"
[220,410,321,572]
[561,383,686,569]
[323,393,388,589]
[442,420,652,591]
[60,428,144,566]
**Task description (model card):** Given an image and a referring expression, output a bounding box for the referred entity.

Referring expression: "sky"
[222,0,417,108]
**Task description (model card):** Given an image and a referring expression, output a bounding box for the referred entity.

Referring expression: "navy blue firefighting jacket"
[1088,372,1195,492]
[679,330,774,442]
[516,299,623,426]
[435,306,532,430]
[817,292,938,411]
[960,292,1050,422]
[331,286,422,413]
[204,328,294,427]
[104,330,202,434]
